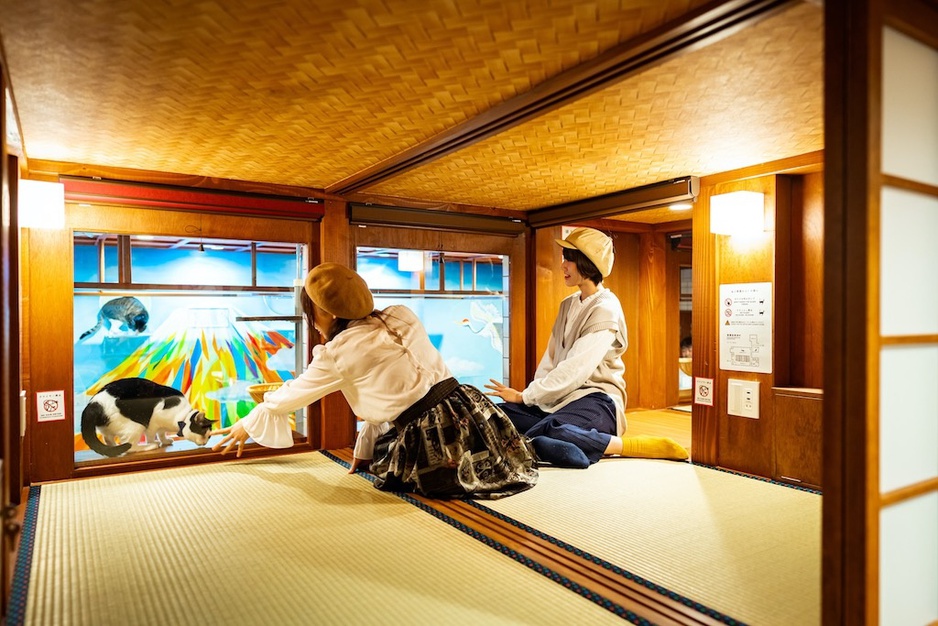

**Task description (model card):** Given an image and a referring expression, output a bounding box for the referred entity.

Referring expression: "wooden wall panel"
[508,234,529,392]
[714,175,778,478]
[774,386,822,488]
[694,156,824,478]
[790,172,825,388]
[23,226,75,482]
[637,232,669,409]
[603,232,640,413]
[532,226,567,376]
[318,199,354,450]
[691,184,719,465]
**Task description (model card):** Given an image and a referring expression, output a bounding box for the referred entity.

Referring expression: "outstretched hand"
[348,457,371,474]
[484,379,523,404]
[211,422,250,458]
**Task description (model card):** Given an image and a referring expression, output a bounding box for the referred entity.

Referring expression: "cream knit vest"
[546,290,629,435]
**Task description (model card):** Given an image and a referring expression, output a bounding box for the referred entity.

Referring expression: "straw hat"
[555,227,614,277]
[304,263,374,320]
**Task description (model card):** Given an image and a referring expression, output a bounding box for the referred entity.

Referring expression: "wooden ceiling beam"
[328,0,798,197]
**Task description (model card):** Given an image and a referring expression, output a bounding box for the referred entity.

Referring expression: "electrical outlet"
[728,379,760,419]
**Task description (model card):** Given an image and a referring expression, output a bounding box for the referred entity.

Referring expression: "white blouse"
[239,305,452,460]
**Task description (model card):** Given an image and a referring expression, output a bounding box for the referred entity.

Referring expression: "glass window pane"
[475,259,504,292]
[131,239,253,286]
[358,247,509,392]
[73,232,118,283]
[74,242,100,283]
[357,249,414,290]
[103,245,118,282]
[74,232,306,465]
[257,245,302,287]
[74,293,299,462]
[444,260,462,290]
[424,252,441,291]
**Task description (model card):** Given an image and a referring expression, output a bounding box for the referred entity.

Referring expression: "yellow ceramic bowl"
[247,382,283,403]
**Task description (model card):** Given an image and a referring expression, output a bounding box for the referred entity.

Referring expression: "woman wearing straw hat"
[485,227,688,468]
[213,263,537,498]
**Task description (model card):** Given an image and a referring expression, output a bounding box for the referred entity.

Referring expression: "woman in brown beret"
[213,263,537,498]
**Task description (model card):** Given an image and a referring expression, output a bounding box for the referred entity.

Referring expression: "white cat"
[81,378,215,457]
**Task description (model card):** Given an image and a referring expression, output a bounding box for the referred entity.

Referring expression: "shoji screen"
[878,26,938,626]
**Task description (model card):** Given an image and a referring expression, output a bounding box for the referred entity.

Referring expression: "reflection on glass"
[357,248,508,393]
[73,232,305,463]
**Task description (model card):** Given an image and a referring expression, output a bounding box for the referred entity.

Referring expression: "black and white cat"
[81,378,215,457]
[79,296,149,341]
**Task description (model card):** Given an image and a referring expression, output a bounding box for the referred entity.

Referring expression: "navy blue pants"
[498,393,616,465]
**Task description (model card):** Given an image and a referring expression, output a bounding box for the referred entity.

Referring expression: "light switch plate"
[728,379,760,419]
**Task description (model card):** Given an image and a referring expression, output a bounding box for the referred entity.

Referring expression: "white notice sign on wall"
[36,390,66,422]
[719,282,773,374]
[694,377,714,406]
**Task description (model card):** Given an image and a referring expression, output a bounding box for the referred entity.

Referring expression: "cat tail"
[80,402,132,457]
[78,314,104,341]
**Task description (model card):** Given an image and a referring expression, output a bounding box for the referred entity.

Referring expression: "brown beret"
[304,263,374,320]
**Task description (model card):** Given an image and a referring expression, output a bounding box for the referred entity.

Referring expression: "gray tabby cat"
[79,296,149,341]
[81,378,215,457]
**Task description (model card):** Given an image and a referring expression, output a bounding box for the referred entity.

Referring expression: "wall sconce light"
[18,179,65,229]
[710,191,765,236]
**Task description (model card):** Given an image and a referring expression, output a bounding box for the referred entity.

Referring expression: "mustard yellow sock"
[619,435,689,461]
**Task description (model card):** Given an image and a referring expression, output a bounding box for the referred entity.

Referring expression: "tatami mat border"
[690,462,822,495]
[8,486,41,626]
[6,454,816,626]
[321,451,748,625]
[319,450,654,625]
[449,461,819,625]
[462,496,740,625]
[458,459,824,624]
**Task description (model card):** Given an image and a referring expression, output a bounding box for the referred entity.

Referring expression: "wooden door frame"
[0,71,24,617]
[824,0,938,623]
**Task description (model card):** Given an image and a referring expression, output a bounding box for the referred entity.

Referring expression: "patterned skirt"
[370,378,538,499]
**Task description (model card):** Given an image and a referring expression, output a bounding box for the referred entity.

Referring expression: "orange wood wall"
[691,157,824,477]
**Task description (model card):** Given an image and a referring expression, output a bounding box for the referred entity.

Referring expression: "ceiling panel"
[0,0,715,193]
[362,2,823,211]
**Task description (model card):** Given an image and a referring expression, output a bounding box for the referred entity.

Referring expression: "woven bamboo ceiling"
[0,0,823,222]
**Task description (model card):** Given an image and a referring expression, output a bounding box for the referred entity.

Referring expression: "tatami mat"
[15,452,627,626]
[474,459,822,626]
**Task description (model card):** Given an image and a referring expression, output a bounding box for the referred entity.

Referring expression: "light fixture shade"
[18,179,65,229]
[710,190,764,236]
